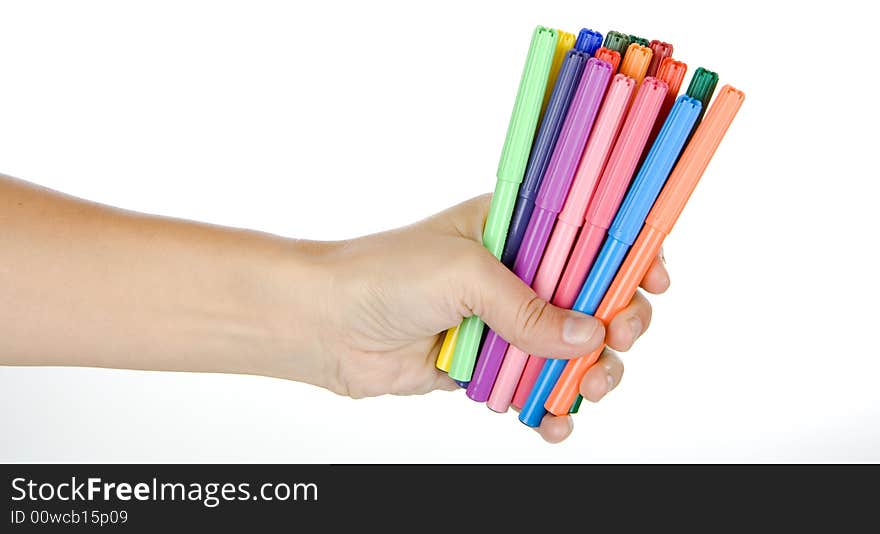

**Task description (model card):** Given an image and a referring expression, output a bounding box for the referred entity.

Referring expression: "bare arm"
[0,174,332,385]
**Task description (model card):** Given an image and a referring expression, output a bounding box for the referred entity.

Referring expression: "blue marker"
[500,50,589,268]
[519,95,703,427]
[574,28,603,55]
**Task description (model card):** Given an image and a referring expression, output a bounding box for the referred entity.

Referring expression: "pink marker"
[511,77,668,409]
[486,75,635,413]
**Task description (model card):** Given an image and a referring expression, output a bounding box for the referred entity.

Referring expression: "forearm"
[0,174,333,385]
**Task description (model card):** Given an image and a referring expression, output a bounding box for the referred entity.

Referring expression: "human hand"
[293,195,670,443]
[0,176,666,444]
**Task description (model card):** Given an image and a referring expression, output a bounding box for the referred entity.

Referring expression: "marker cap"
[575,28,603,55]
[520,50,590,199]
[647,40,673,77]
[540,30,577,119]
[646,85,745,233]
[608,95,702,244]
[593,47,621,73]
[536,57,614,210]
[628,34,650,47]
[619,43,653,84]
[685,67,719,122]
[603,31,631,58]
[496,26,558,183]
[656,58,688,102]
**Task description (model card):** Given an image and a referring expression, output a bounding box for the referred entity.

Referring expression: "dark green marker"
[603,31,631,59]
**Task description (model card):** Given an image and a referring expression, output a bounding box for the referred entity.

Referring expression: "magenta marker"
[466,58,613,402]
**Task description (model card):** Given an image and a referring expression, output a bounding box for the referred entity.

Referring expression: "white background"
[1,0,877,462]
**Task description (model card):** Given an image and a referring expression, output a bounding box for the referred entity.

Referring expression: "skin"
[0,174,669,443]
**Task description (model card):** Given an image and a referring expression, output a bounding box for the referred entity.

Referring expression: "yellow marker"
[435,326,458,372]
[540,30,577,119]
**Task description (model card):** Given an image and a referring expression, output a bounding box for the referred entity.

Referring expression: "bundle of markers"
[435,25,744,427]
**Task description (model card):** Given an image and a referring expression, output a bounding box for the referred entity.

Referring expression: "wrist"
[244,233,341,390]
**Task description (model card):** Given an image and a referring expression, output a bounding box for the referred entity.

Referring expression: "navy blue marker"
[500,50,588,268]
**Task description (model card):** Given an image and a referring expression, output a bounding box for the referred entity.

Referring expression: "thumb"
[459,245,605,359]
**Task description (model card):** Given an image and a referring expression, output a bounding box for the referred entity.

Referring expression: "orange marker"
[594,46,621,73]
[643,58,689,154]
[545,85,745,415]
[656,58,688,111]
[618,43,652,83]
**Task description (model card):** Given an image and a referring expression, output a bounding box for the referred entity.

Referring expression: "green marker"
[446,26,557,382]
[685,67,719,124]
[628,34,650,48]
[571,68,723,415]
[603,31,631,59]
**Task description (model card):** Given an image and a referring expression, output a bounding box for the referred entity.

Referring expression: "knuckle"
[514,295,549,344]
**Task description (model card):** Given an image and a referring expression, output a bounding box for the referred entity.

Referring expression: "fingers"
[431,371,460,392]
[605,289,652,352]
[579,349,624,402]
[640,248,670,294]
[459,246,605,359]
[511,404,574,443]
[536,413,573,444]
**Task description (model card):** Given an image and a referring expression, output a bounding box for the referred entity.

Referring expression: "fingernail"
[628,316,643,341]
[605,372,615,394]
[563,315,599,345]
[566,416,574,432]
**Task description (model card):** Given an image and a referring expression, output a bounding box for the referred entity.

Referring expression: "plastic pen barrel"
[552,78,667,310]
[574,28,603,55]
[435,326,458,372]
[443,27,557,382]
[547,86,745,414]
[467,58,612,400]
[520,95,702,427]
[531,75,635,302]
[501,50,588,268]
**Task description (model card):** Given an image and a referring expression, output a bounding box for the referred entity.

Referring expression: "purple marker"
[467,58,613,402]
